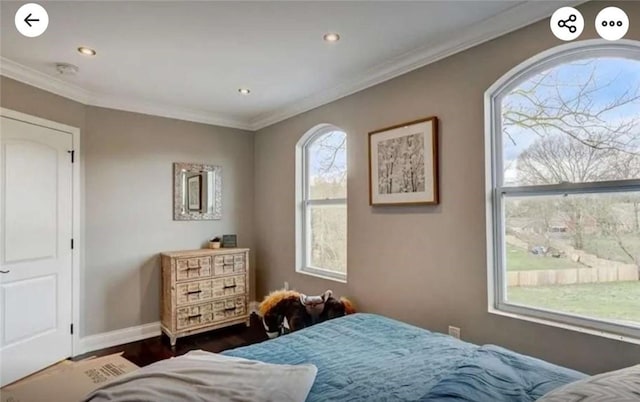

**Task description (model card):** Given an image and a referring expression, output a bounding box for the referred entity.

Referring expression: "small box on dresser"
[160,248,250,346]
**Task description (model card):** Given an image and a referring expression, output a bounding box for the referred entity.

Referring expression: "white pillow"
[537,364,640,401]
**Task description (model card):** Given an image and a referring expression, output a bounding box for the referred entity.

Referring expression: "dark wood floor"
[74,313,268,367]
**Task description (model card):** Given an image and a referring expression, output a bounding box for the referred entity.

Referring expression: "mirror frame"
[173,162,222,220]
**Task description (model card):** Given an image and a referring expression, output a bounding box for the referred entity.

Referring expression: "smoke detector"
[55,63,79,76]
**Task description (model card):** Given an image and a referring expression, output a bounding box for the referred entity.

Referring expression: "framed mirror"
[174,162,222,220]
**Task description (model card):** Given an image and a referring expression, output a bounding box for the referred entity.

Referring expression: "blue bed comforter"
[223,313,584,401]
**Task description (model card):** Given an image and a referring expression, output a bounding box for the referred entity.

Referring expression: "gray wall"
[83,107,254,336]
[252,1,640,375]
[1,77,255,336]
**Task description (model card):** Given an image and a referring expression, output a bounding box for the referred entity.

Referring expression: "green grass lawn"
[506,245,583,271]
[508,281,640,323]
[583,234,640,264]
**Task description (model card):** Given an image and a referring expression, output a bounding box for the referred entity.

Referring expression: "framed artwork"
[369,116,439,206]
[187,174,202,211]
[222,234,237,248]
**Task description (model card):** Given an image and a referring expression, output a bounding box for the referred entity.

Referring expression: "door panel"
[3,275,57,344]
[4,141,58,263]
[0,116,73,387]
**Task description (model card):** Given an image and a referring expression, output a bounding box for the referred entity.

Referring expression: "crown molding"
[87,94,253,130]
[0,57,91,104]
[1,1,580,132]
[0,57,253,130]
[248,0,582,130]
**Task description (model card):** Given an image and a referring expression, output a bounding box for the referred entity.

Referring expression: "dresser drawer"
[175,275,246,306]
[214,253,245,265]
[176,280,213,306]
[176,296,246,330]
[175,257,211,281]
[211,296,246,322]
[212,274,246,298]
[213,253,246,276]
[176,303,213,330]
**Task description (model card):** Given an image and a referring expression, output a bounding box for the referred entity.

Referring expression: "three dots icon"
[601,20,624,28]
[595,7,629,41]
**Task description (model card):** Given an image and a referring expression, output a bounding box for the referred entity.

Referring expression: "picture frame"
[187,174,202,211]
[222,234,237,248]
[368,116,439,206]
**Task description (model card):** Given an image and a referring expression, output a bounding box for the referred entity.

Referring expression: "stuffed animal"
[322,294,356,320]
[299,290,333,324]
[259,289,355,338]
[259,290,308,339]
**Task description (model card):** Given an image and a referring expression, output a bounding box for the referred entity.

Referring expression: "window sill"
[489,306,640,346]
[297,267,347,284]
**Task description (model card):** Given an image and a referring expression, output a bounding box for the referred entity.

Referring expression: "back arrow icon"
[24,13,40,27]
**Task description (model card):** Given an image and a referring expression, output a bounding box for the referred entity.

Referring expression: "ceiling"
[0,1,572,130]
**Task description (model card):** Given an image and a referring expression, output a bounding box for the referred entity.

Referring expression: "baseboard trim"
[77,322,161,356]
[78,304,261,356]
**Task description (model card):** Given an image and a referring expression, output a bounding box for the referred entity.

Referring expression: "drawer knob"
[223,285,237,289]
[224,307,237,312]
[186,290,202,295]
[188,314,202,319]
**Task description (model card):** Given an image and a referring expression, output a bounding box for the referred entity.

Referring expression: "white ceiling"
[0,1,572,130]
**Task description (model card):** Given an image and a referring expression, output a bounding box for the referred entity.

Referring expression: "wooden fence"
[508,265,638,287]
[506,235,639,287]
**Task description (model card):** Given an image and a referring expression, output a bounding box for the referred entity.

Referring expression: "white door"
[0,115,73,387]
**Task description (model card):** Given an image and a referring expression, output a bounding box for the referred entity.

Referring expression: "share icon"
[558,14,577,33]
[550,7,584,41]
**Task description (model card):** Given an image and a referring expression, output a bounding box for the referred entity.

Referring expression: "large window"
[486,40,640,340]
[296,124,347,282]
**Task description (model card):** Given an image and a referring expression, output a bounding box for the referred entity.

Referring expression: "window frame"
[295,124,347,282]
[485,39,640,342]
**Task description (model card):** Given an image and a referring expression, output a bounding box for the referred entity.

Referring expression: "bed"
[85,313,587,402]
[223,313,586,402]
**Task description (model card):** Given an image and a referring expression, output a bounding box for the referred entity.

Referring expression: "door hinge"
[70,323,74,334]
[71,238,74,249]
[68,150,75,163]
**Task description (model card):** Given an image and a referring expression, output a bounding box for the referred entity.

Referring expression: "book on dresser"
[160,248,250,346]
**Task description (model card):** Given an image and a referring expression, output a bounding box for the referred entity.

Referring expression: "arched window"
[296,124,347,282]
[485,40,640,340]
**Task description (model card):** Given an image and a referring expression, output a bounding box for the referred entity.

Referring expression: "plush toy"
[322,294,356,320]
[259,289,355,339]
[299,290,333,324]
[259,290,307,339]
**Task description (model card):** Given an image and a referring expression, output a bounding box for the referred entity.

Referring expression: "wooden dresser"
[160,248,250,346]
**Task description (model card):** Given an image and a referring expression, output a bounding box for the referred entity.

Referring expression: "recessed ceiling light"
[238,88,251,95]
[77,46,96,56]
[323,33,340,42]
